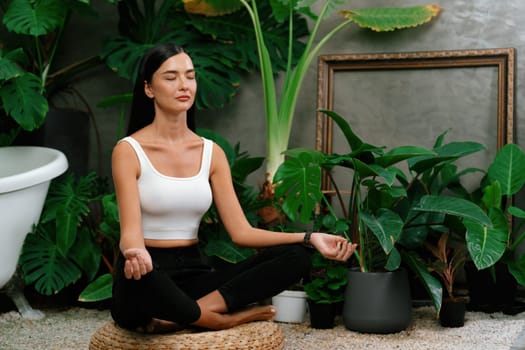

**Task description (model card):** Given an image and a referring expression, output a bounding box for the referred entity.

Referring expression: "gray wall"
[60,1,525,190]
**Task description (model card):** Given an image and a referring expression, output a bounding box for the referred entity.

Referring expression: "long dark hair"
[127,43,196,135]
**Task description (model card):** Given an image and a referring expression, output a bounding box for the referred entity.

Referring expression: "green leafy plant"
[79,192,120,302]
[274,109,491,313]
[101,0,307,110]
[197,128,266,264]
[465,143,525,285]
[184,0,441,183]
[0,0,114,145]
[304,249,347,304]
[19,172,116,297]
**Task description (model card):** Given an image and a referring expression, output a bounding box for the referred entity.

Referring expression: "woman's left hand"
[310,232,357,262]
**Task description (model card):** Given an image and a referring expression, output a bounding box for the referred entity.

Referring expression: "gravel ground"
[1,306,524,350]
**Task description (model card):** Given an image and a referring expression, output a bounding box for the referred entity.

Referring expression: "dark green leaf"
[78,273,113,302]
[0,73,47,130]
[4,0,67,36]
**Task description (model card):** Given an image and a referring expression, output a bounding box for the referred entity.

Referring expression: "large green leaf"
[0,73,47,130]
[360,209,403,256]
[203,237,255,264]
[78,273,113,302]
[3,0,67,36]
[507,254,525,286]
[376,146,435,168]
[43,173,96,255]
[20,228,82,296]
[464,208,509,270]
[409,141,485,174]
[0,55,23,80]
[69,226,101,281]
[414,195,491,226]
[340,5,441,32]
[274,151,324,223]
[319,109,364,151]
[488,143,525,196]
[402,251,442,313]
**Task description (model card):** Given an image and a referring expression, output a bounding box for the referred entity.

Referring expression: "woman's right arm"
[112,141,153,280]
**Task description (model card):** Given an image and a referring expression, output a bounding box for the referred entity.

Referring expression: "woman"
[110,43,356,333]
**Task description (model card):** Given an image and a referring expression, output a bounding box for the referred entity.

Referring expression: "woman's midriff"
[144,238,198,248]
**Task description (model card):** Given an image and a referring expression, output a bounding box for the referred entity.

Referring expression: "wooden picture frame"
[316,48,516,191]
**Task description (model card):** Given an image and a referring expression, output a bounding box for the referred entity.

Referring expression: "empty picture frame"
[316,48,516,192]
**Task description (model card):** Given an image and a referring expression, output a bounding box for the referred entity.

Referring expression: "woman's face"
[145,52,197,114]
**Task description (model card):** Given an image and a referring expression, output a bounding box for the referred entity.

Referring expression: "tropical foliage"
[184,0,441,182]
[101,0,308,110]
[273,109,491,312]
[467,143,525,285]
[19,172,117,296]
[0,0,114,144]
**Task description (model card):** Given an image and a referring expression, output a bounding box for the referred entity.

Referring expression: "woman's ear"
[144,81,154,98]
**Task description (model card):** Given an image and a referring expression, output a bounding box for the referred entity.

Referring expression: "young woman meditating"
[110,43,356,333]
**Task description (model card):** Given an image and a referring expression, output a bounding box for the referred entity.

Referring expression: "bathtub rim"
[0,146,69,193]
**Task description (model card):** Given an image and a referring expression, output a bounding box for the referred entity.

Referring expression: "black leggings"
[111,244,312,330]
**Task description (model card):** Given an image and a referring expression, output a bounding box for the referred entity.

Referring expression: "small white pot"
[271,290,307,323]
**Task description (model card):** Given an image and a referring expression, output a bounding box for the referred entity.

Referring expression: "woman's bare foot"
[136,318,184,334]
[237,305,276,323]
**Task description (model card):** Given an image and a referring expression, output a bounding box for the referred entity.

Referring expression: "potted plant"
[274,109,491,333]
[462,143,525,314]
[303,246,347,329]
[424,232,468,327]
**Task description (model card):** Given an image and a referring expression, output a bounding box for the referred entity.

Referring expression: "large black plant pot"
[465,262,518,314]
[343,268,412,333]
[307,300,337,329]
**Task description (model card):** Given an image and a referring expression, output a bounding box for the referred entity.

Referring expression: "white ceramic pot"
[271,290,307,323]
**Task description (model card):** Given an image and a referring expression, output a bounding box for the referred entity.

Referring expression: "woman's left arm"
[209,144,356,261]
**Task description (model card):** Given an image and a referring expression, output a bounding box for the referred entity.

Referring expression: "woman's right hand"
[122,248,153,280]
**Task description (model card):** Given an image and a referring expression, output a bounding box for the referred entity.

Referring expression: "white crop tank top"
[120,136,213,240]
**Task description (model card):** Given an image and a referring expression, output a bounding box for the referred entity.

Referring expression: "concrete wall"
[59,1,525,191]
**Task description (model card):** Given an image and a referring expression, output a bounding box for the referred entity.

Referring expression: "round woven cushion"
[89,321,284,350]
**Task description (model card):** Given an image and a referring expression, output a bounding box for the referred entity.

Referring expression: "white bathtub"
[0,146,68,318]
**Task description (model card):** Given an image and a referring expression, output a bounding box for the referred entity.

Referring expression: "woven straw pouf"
[89,321,284,350]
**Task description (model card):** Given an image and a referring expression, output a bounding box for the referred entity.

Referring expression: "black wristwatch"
[303,229,313,246]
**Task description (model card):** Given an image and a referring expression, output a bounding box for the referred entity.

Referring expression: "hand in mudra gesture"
[310,232,357,262]
[123,248,153,280]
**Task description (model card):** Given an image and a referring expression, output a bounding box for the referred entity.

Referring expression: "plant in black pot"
[425,232,468,327]
[274,109,491,333]
[304,248,347,329]
[462,143,525,314]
